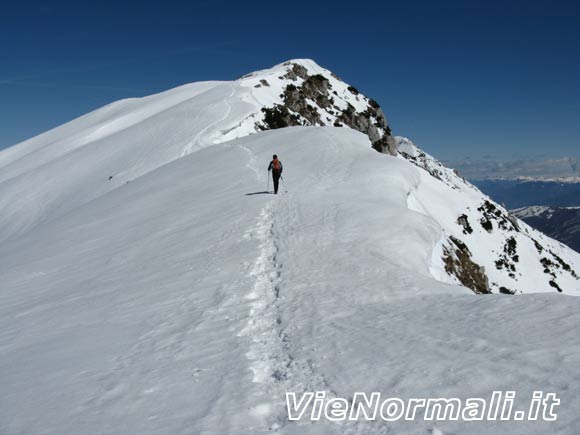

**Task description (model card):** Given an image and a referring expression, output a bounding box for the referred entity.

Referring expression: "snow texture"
[1,59,579,435]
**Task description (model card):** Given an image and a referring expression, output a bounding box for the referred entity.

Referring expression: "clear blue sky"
[1,0,578,160]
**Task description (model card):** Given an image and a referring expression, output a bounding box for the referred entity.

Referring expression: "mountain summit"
[3,59,575,294]
[237,59,397,155]
[1,60,579,435]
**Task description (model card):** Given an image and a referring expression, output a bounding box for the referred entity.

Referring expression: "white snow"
[395,136,420,157]
[397,137,580,295]
[0,60,392,245]
[512,206,553,219]
[1,60,580,435]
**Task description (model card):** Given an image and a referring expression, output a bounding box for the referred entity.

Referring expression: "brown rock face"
[257,62,398,155]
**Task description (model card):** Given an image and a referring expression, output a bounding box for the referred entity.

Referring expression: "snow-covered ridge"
[2,126,579,435]
[232,59,397,154]
[0,59,396,244]
[1,60,580,435]
[0,59,578,295]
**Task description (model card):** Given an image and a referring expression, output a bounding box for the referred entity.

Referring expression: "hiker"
[268,154,283,194]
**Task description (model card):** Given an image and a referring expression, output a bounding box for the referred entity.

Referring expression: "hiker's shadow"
[245,191,273,196]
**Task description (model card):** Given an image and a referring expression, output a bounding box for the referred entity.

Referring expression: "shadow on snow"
[245,191,274,196]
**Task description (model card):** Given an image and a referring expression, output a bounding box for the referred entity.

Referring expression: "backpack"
[272,159,281,171]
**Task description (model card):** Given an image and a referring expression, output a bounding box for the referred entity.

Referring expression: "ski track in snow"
[238,144,263,182]
[180,84,236,157]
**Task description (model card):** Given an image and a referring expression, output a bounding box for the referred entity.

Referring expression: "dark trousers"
[272,171,281,194]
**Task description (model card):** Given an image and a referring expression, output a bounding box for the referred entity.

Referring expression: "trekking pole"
[281,175,288,193]
[267,173,270,193]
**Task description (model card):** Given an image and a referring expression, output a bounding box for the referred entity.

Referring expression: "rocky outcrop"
[257,62,397,155]
[337,101,395,154]
[393,136,579,294]
[443,236,491,294]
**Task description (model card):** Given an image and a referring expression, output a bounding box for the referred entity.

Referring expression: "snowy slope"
[2,127,580,435]
[0,59,393,244]
[1,60,580,435]
[1,59,577,294]
[396,136,580,294]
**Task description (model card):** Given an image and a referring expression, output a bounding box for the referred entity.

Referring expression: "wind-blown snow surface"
[1,60,580,434]
[1,127,579,435]
[0,59,387,244]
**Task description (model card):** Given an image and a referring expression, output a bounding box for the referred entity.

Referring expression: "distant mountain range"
[471,179,580,254]
[472,178,580,209]
[512,206,580,253]
[446,157,580,181]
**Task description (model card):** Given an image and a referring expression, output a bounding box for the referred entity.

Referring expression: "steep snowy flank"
[397,136,580,294]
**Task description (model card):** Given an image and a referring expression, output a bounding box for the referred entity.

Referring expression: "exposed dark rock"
[259,105,301,130]
[477,200,518,232]
[494,236,520,278]
[279,83,323,126]
[505,237,517,257]
[499,286,516,295]
[535,246,579,290]
[457,214,473,234]
[540,257,557,277]
[495,258,515,272]
[549,249,577,278]
[368,98,380,109]
[257,62,397,155]
[480,217,493,232]
[443,236,491,294]
[338,103,396,154]
[347,85,359,95]
[283,63,309,81]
